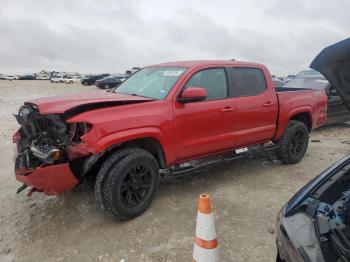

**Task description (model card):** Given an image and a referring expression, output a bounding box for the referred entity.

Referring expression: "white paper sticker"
[235,147,248,154]
[163,71,183,76]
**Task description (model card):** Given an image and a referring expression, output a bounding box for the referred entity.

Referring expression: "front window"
[114,66,186,99]
[184,68,228,100]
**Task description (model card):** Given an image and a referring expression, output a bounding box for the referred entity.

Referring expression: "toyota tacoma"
[13,60,327,220]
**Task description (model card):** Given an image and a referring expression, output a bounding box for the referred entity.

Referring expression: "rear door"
[228,67,278,148]
[173,68,235,161]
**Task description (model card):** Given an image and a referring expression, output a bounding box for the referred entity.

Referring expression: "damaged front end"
[13,103,93,195]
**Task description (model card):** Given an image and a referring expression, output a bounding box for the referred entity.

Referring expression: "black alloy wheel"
[120,165,152,208]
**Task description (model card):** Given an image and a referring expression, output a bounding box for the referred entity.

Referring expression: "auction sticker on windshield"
[163,70,184,77]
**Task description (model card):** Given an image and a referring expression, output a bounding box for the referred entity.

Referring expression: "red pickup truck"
[13,60,327,220]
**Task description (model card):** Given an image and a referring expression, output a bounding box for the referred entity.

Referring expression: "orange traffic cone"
[193,194,219,262]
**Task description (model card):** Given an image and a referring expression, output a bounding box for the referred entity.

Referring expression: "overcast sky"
[0,0,349,75]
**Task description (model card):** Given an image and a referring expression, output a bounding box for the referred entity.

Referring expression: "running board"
[160,143,279,178]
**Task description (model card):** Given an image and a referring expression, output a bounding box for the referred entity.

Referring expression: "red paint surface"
[29,91,152,115]
[15,164,78,195]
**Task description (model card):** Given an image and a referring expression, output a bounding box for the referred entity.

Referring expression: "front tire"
[95,148,160,220]
[276,120,309,164]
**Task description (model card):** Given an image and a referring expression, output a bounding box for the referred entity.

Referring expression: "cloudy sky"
[0,0,349,75]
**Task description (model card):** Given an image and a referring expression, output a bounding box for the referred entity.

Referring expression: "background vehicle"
[285,74,296,83]
[95,76,123,89]
[276,37,350,262]
[65,76,82,84]
[5,75,19,80]
[50,75,65,83]
[310,37,350,123]
[276,155,350,262]
[284,70,350,125]
[81,74,109,86]
[36,75,50,80]
[272,79,284,87]
[18,74,35,80]
[13,60,327,220]
[131,67,141,74]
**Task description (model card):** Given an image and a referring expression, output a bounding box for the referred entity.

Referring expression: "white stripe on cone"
[193,243,220,262]
[196,212,217,241]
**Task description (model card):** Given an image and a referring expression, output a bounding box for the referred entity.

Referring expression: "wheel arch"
[290,112,312,131]
[118,137,167,168]
[71,136,168,179]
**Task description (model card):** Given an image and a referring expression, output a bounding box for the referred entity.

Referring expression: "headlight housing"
[278,208,324,262]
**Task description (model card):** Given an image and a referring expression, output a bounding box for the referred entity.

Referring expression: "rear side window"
[231,68,267,97]
[184,68,228,100]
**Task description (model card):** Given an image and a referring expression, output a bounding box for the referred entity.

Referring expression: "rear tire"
[276,120,309,164]
[95,148,159,220]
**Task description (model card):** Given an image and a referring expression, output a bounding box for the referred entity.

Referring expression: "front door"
[173,68,235,162]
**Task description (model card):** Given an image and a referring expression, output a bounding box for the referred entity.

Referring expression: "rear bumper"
[15,163,79,196]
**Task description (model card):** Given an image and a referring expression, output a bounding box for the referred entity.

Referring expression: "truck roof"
[149,60,265,69]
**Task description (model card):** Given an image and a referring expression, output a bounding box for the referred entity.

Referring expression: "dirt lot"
[0,80,349,262]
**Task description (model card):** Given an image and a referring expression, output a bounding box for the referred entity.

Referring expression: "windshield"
[114,66,187,99]
[296,70,323,77]
[284,76,329,90]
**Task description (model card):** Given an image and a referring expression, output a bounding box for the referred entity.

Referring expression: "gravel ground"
[0,80,349,262]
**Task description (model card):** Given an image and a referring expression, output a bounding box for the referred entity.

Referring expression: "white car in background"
[36,75,50,80]
[50,76,65,83]
[64,76,82,84]
[6,75,19,80]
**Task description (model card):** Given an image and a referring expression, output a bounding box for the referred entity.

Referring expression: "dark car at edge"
[283,69,350,125]
[276,38,350,262]
[95,76,125,89]
[81,74,109,86]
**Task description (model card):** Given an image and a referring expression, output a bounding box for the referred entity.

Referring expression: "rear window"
[231,68,267,97]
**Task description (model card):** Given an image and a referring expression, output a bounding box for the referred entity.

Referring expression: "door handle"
[263,101,275,107]
[221,106,234,113]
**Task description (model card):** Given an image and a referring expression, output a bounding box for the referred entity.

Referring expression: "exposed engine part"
[316,188,350,260]
[30,144,61,164]
[14,103,91,170]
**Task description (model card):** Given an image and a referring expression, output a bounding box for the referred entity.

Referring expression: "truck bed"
[274,88,327,140]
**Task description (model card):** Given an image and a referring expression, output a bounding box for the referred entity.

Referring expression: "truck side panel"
[274,90,327,140]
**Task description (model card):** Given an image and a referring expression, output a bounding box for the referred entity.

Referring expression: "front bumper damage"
[15,164,79,196]
[13,103,93,196]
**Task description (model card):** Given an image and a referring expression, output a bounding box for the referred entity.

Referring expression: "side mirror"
[177,87,207,103]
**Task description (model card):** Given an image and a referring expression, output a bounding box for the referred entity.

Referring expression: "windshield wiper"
[130,93,156,99]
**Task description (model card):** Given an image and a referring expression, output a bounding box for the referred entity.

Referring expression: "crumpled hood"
[310,38,350,111]
[27,91,153,115]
